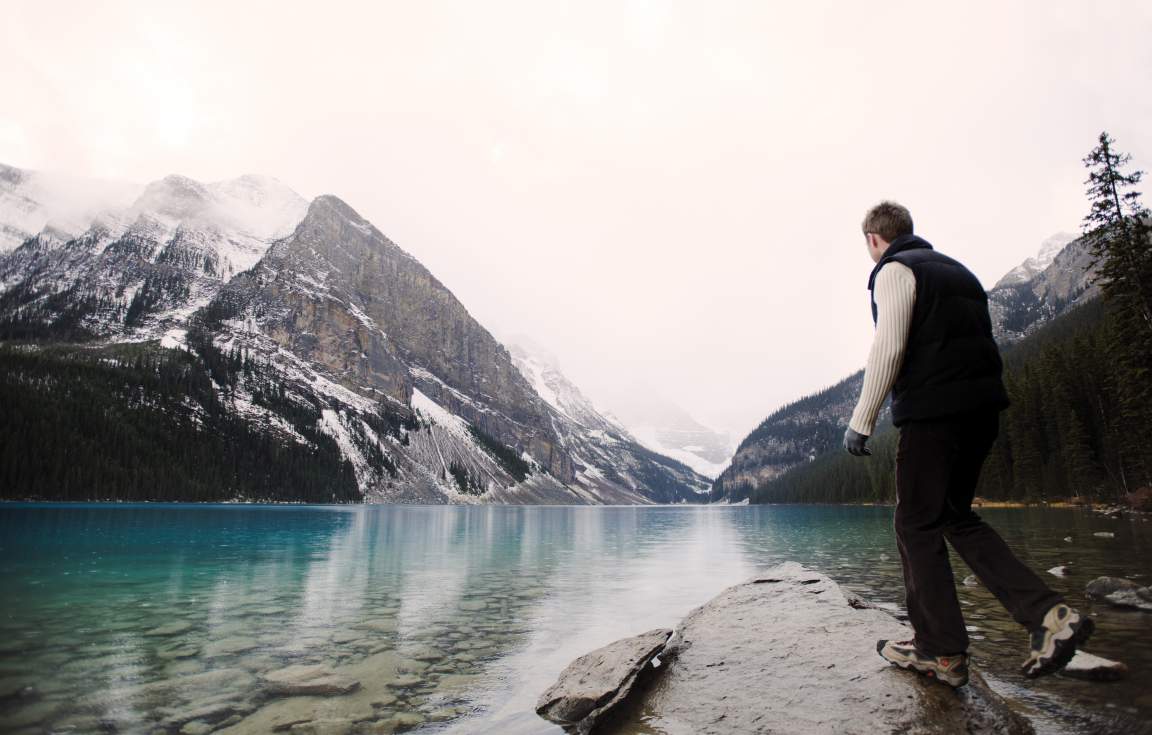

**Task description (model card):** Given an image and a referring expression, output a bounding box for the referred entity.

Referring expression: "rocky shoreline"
[537,563,1141,735]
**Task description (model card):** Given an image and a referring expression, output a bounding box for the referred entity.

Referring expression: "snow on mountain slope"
[508,339,713,498]
[988,232,1100,342]
[993,232,1079,289]
[507,339,626,435]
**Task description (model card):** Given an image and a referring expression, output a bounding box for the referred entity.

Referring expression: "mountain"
[0,164,710,505]
[598,395,734,479]
[508,339,711,501]
[987,233,1100,342]
[711,232,1099,503]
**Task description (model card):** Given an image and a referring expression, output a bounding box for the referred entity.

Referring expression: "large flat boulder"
[562,562,1034,735]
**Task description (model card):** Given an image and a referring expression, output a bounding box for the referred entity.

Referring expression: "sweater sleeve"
[848,261,916,436]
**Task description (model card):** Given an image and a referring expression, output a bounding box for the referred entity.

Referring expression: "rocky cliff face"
[712,232,1099,503]
[0,164,710,505]
[200,194,577,493]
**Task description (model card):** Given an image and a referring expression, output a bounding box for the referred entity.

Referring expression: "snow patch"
[411,388,472,442]
[160,328,188,351]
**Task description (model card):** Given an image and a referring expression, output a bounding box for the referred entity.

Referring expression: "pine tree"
[1082,131,1152,330]
[1081,131,1152,490]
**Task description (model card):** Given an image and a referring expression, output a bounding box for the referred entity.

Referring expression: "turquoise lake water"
[1,503,1149,734]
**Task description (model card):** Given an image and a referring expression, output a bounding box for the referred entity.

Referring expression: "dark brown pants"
[894,408,1064,655]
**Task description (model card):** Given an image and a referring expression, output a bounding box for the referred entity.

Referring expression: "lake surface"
[1,503,1149,734]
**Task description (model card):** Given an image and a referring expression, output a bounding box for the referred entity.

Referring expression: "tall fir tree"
[1082,131,1152,329]
[1081,131,1152,491]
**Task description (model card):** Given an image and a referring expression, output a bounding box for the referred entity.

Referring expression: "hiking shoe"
[877,639,970,688]
[1021,603,1095,678]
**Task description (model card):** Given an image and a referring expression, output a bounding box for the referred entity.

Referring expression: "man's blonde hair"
[862,201,913,243]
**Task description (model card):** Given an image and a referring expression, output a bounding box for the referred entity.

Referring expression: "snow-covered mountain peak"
[125,172,308,242]
[994,232,1079,288]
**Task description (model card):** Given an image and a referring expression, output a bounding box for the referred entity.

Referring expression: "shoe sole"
[877,641,969,688]
[1022,615,1095,679]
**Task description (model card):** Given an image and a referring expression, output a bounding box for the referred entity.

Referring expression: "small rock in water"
[962,575,981,587]
[1093,532,1115,538]
[1060,650,1129,681]
[1085,576,1152,612]
[145,621,195,637]
[261,664,360,696]
[1048,565,1070,577]
[1064,536,1073,543]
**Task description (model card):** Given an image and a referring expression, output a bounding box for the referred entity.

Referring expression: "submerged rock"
[1060,651,1129,682]
[262,664,360,696]
[1085,576,1152,612]
[550,562,1033,735]
[144,621,195,637]
[535,628,672,734]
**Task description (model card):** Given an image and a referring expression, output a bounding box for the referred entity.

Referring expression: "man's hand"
[844,428,872,456]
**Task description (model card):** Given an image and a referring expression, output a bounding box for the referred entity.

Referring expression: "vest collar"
[867,233,933,290]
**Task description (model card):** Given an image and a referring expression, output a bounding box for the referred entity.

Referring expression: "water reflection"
[0,503,1149,734]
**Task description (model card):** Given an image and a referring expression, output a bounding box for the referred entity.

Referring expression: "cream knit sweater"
[848,261,916,436]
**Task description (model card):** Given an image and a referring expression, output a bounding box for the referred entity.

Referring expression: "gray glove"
[844,428,872,456]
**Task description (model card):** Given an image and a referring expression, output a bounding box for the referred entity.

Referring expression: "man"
[843,201,1094,688]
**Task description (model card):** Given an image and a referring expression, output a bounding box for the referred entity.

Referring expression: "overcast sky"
[2,0,1149,440]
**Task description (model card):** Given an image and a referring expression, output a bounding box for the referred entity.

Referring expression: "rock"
[1063,536,1073,542]
[157,692,255,729]
[583,563,1033,735]
[157,644,202,660]
[385,674,423,688]
[261,664,361,696]
[536,628,672,735]
[1060,651,1129,681]
[962,575,981,587]
[144,621,195,637]
[180,720,216,735]
[203,636,261,657]
[1047,565,1070,577]
[288,718,356,735]
[1085,576,1152,611]
[1103,588,1152,612]
[1086,576,1140,598]
[388,711,426,727]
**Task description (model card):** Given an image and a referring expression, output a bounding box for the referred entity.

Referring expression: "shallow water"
[0,503,1149,734]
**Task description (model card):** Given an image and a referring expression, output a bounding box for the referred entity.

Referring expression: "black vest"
[867,234,1010,426]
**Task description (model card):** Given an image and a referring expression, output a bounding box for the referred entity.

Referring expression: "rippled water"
[0,503,1149,734]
